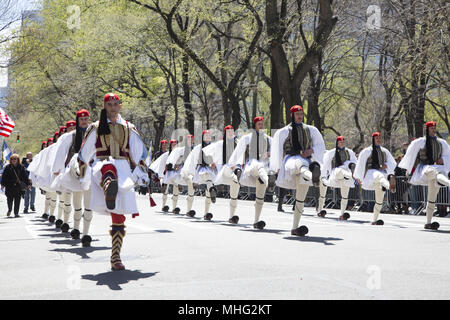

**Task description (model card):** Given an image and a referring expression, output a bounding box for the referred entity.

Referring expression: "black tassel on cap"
[97,108,110,136]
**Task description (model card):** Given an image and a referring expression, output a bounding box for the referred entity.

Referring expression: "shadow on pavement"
[82,269,159,290]
[49,238,100,246]
[37,232,72,238]
[240,228,285,234]
[50,246,111,259]
[283,236,343,245]
[420,229,450,234]
[154,229,173,233]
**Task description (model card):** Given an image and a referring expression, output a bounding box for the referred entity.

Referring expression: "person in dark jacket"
[1,154,31,217]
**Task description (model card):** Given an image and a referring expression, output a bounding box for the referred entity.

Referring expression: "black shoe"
[339,212,351,220]
[7,211,11,217]
[14,214,20,218]
[424,222,440,230]
[55,219,63,229]
[42,213,49,219]
[81,235,92,247]
[253,221,266,230]
[277,207,285,212]
[209,187,217,203]
[60,223,70,233]
[48,215,56,223]
[204,213,213,220]
[105,180,118,210]
[186,210,196,217]
[23,209,28,214]
[234,168,242,181]
[291,225,309,236]
[30,207,35,212]
[309,162,321,186]
[70,229,80,239]
[317,210,327,217]
[162,205,169,213]
[228,215,239,224]
[172,207,180,214]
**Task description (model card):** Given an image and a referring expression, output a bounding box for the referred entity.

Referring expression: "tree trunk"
[182,53,194,134]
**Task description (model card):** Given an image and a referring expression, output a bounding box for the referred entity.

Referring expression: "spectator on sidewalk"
[1,154,31,217]
[22,152,36,213]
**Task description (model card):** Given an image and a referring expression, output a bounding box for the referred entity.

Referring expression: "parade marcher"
[1,154,31,217]
[149,140,170,210]
[398,121,450,230]
[160,139,183,214]
[38,138,53,219]
[203,125,241,223]
[159,134,195,216]
[52,124,73,230]
[34,136,59,223]
[67,110,94,245]
[22,152,36,213]
[270,106,325,236]
[27,144,46,215]
[52,110,94,245]
[318,136,357,220]
[77,93,149,271]
[227,117,273,229]
[181,130,218,220]
[353,132,397,225]
[152,139,168,161]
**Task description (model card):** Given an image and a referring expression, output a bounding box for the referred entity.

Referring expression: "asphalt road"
[1,192,449,300]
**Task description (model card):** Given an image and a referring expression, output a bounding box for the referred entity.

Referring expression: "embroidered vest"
[95,121,132,161]
[331,148,350,169]
[415,138,442,167]
[365,147,386,174]
[283,124,312,157]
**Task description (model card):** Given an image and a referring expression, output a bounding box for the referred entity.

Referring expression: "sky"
[0,0,40,87]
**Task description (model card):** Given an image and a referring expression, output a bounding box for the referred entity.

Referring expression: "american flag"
[0,108,15,137]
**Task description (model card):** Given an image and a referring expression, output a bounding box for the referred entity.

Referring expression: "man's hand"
[382,164,387,170]
[210,163,216,170]
[437,158,444,165]
[54,172,60,176]
[357,179,362,184]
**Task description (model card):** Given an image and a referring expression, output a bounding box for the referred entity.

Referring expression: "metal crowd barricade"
[151,175,448,215]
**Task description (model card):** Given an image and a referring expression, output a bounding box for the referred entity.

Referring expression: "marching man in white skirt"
[52,109,94,246]
[53,126,71,229]
[317,136,357,220]
[181,130,218,220]
[161,139,185,214]
[353,132,397,225]
[35,134,60,224]
[149,139,170,212]
[77,93,149,271]
[203,125,241,223]
[228,117,273,230]
[51,122,76,232]
[27,140,50,219]
[270,105,325,236]
[399,121,450,230]
[160,134,195,216]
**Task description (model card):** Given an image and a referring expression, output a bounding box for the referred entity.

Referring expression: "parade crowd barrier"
[144,176,449,215]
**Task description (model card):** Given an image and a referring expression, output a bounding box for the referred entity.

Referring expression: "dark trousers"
[278,187,287,209]
[7,195,22,215]
[24,187,36,210]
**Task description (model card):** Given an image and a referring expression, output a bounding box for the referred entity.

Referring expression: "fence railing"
[143,176,449,215]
